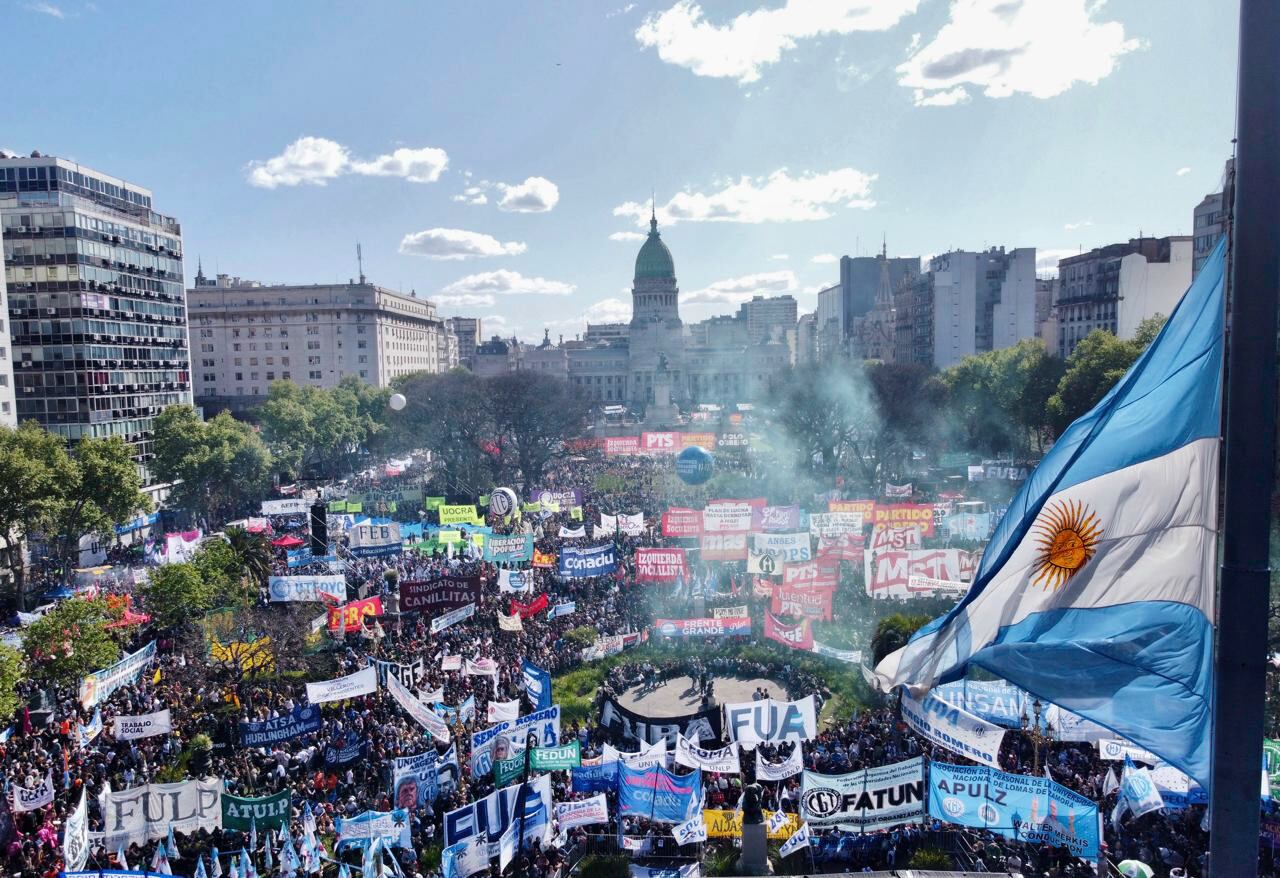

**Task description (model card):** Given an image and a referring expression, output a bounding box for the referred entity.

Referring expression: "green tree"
[489,371,590,489]
[870,613,932,666]
[1046,317,1166,437]
[765,363,876,478]
[189,537,251,607]
[224,526,273,594]
[21,597,120,687]
[152,406,274,525]
[0,645,25,723]
[942,339,1064,456]
[258,381,367,480]
[139,562,216,629]
[389,370,496,495]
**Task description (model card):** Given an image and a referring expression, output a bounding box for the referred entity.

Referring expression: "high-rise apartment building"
[738,294,797,344]
[187,273,446,411]
[1191,159,1232,279]
[0,154,191,491]
[446,316,482,367]
[0,226,14,426]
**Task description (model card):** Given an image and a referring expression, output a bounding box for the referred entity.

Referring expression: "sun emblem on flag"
[1030,498,1103,589]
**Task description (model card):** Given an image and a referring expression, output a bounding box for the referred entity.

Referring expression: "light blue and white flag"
[779,823,810,858]
[195,856,209,878]
[167,823,181,860]
[1113,755,1166,829]
[210,846,221,878]
[117,845,130,872]
[522,659,552,711]
[498,821,519,874]
[874,241,1226,788]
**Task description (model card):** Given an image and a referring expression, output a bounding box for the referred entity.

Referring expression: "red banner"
[817,532,865,563]
[871,503,936,537]
[700,532,748,561]
[662,507,703,537]
[829,499,876,518]
[509,592,550,619]
[771,584,833,620]
[327,596,383,632]
[532,548,557,568]
[681,432,716,449]
[604,436,641,456]
[635,548,689,582]
[869,525,924,552]
[782,560,838,589]
[641,432,679,455]
[753,576,774,598]
[764,612,813,650]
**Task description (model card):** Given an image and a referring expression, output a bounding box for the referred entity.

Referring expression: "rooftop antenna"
[881,232,887,259]
[357,242,366,285]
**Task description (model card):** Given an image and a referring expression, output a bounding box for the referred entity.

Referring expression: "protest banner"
[900,692,1006,766]
[811,641,863,664]
[599,697,722,747]
[327,596,383,632]
[438,505,481,525]
[402,575,480,616]
[94,779,223,847]
[750,532,812,568]
[558,544,618,578]
[444,776,553,857]
[348,523,402,558]
[618,513,645,536]
[432,603,476,633]
[571,761,620,794]
[306,665,377,704]
[829,499,876,518]
[864,549,976,598]
[548,601,576,619]
[10,774,53,812]
[386,673,451,741]
[635,548,689,582]
[711,605,748,618]
[604,436,641,456]
[522,659,553,710]
[869,524,923,552]
[756,748,804,781]
[760,505,801,531]
[531,488,582,508]
[816,532,864,563]
[617,763,701,823]
[509,593,549,619]
[771,584,833,620]
[498,570,534,593]
[335,808,412,851]
[653,617,751,638]
[782,560,838,589]
[532,548,557,568]
[240,705,322,746]
[530,741,581,771]
[554,794,608,829]
[469,706,562,776]
[63,791,89,871]
[222,790,291,832]
[927,762,1100,858]
[80,641,156,708]
[703,809,800,841]
[261,498,310,516]
[808,512,863,537]
[483,534,534,564]
[702,502,753,533]
[112,709,171,741]
[699,532,748,561]
[674,736,739,774]
[764,612,814,650]
[393,745,460,808]
[374,657,426,690]
[870,503,935,536]
[724,695,817,744]
[640,432,679,455]
[801,759,925,830]
[268,575,346,603]
[661,508,703,537]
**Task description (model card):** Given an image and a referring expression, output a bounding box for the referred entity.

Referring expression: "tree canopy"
[152,406,273,526]
[1046,317,1166,437]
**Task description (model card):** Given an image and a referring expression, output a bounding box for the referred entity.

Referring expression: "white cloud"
[607,3,637,18]
[770,254,790,261]
[899,0,1141,105]
[1176,166,1192,177]
[683,269,798,306]
[1063,219,1093,231]
[442,269,576,297]
[349,147,448,183]
[452,186,489,205]
[398,228,528,260]
[1035,248,1078,275]
[636,0,919,84]
[609,231,647,242]
[247,137,450,188]
[28,2,64,17]
[615,167,876,227]
[434,293,496,308]
[497,176,560,213]
[582,298,633,323]
[810,252,838,264]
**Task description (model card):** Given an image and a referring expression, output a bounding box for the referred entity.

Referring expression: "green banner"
[479,495,490,507]
[570,506,583,521]
[347,502,363,513]
[425,497,446,510]
[328,500,347,513]
[439,504,481,525]
[522,502,542,514]
[530,740,581,771]
[494,753,524,787]
[1266,739,1280,789]
[938,452,971,468]
[222,789,291,831]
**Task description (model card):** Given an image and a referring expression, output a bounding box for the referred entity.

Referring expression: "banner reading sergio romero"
[558,544,618,579]
[928,762,1100,859]
[800,758,925,831]
[469,706,561,776]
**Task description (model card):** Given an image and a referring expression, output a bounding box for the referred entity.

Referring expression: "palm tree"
[224,526,272,592]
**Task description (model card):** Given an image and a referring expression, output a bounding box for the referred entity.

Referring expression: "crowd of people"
[0,448,1229,878]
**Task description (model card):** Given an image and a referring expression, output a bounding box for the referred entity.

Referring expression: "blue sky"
[6,0,1238,341]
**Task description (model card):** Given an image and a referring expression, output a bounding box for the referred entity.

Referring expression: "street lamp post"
[1020,698,1056,775]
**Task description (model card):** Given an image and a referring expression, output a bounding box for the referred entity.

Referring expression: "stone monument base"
[737,823,772,875]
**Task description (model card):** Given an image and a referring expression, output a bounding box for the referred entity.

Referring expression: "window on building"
[309,370,321,379]
[235,372,243,381]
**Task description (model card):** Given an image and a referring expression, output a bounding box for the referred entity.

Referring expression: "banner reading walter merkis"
[599,696,722,747]
[400,575,480,615]
[558,544,618,579]
[800,758,925,830]
[94,779,224,847]
[635,548,689,582]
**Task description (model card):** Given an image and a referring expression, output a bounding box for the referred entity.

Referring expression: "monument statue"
[742,782,764,824]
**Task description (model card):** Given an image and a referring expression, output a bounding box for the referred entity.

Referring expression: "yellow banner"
[702,809,800,841]
[210,637,275,673]
[439,504,481,525]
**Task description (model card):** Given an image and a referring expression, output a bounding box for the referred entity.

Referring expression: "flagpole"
[1209,0,1280,874]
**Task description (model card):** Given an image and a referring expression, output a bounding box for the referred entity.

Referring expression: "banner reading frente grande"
[653,617,750,638]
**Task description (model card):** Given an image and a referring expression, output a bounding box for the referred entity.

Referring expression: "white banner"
[674,735,739,774]
[724,695,817,745]
[748,532,812,573]
[498,611,523,632]
[559,525,586,540]
[465,657,498,676]
[756,747,804,781]
[269,575,346,603]
[80,641,157,708]
[779,824,810,858]
[348,523,402,556]
[306,665,378,704]
[811,641,862,664]
[598,514,617,534]
[94,779,224,847]
[64,789,90,871]
[432,603,476,634]
[672,814,708,845]
[800,758,925,830]
[554,794,609,830]
[702,502,753,533]
[711,605,749,619]
[386,672,451,741]
[619,513,645,536]
[900,692,1005,767]
[498,570,534,593]
[488,700,520,723]
[113,709,172,741]
[10,772,54,812]
[442,655,462,671]
[1098,738,1159,764]
[808,512,863,537]
[261,498,311,515]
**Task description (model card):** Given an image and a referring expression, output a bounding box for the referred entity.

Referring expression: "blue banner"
[324,731,368,767]
[928,762,1100,859]
[558,544,618,579]
[286,546,313,568]
[928,680,1031,728]
[240,704,323,747]
[522,660,553,711]
[617,763,701,824]
[571,761,619,794]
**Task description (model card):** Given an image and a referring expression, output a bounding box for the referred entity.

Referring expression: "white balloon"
[389,393,407,411]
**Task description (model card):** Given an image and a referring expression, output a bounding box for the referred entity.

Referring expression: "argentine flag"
[874,239,1225,789]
